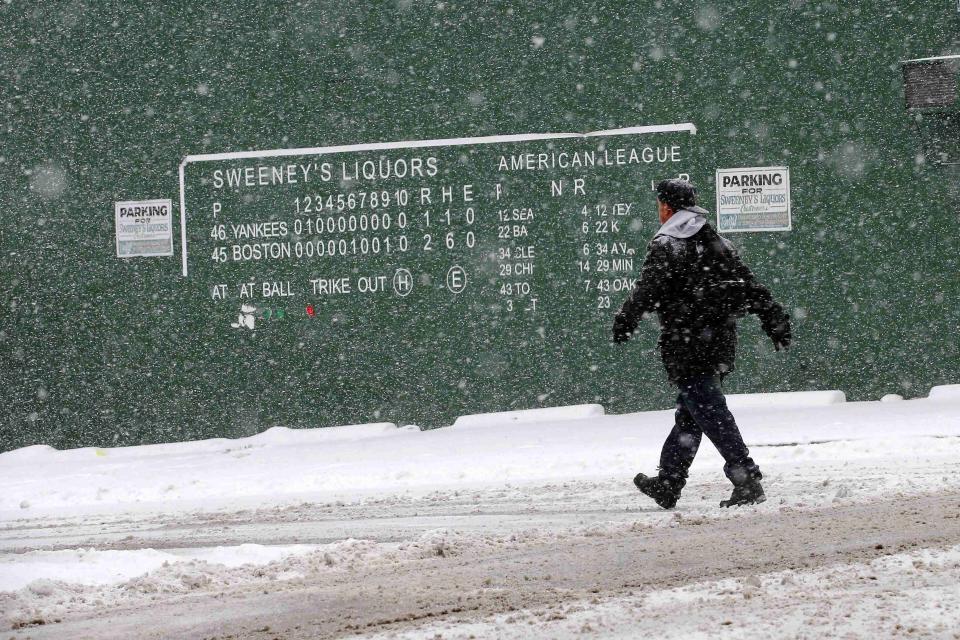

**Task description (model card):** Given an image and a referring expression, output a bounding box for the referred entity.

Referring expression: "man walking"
[612,179,791,509]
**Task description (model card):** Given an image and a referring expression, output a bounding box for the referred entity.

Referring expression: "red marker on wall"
[306,304,315,317]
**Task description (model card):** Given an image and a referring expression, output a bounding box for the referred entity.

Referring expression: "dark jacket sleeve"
[612,238,672,341]
[726,245,790,335]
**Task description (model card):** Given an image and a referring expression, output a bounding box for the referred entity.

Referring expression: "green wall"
[1,1,958,451]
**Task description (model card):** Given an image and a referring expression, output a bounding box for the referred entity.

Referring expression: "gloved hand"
[763,313,792,351]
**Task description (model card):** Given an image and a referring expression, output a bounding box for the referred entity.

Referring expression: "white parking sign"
[715,167,791,233]
[115,199,174,257]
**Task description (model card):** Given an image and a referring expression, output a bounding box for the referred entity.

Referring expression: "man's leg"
[676,376,763,502]
[657,395,703,487]
[634,396,703,509]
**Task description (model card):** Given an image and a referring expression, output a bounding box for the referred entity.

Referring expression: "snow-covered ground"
[364,544,960,640]
[2,386,960,638]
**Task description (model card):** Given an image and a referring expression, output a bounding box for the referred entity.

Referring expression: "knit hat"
[655,178,698,210]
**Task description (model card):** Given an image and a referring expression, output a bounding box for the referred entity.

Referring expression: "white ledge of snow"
[453,404,606,429]
[0,423,402,463]
[724,390,846,410]
[928,385,960,401]
[246,423,400,445]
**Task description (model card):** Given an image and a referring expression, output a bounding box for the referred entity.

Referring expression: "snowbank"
[929,384,960,401]
[724,389,846,409]
[1,389,959,519]
[453,404,605,428]
[0,544,321,592]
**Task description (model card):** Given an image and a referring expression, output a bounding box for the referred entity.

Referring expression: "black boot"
[720,477,766,507]
[633,472,683,509]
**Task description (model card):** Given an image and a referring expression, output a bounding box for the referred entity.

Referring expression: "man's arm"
[726,246,792,350]
[612,239,671,343]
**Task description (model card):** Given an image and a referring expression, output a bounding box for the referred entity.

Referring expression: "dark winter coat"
[612,209,790,383]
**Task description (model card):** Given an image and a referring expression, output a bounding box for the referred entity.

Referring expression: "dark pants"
[658,375,760,487]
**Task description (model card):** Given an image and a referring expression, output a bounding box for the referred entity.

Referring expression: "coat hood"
[655,206,709,239]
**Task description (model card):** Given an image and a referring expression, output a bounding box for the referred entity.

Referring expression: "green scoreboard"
[178,126,698,431]
[1,1,958,450]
